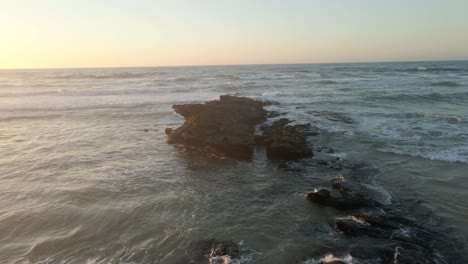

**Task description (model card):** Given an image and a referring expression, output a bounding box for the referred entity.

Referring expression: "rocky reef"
[306,167,465,263]
[166,95,314,161]
[166,95,272,159]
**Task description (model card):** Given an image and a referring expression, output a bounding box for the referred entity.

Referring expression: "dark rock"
[261,119,313,160]
[185,239,240,261]
[329,212,464,264]
[307,178,379,210]
[307,189,374,210]
[330,215,390,238]
[144,128,149,132]
[165,95,271,159]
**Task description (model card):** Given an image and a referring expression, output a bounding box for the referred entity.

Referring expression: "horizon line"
[1,58,467,71]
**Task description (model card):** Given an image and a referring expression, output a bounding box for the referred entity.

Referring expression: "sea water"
[0,61,467,263]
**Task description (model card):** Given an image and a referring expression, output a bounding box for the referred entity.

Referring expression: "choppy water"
[0,61,467,263]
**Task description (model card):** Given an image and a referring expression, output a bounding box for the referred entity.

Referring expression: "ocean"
[0,61,467,263]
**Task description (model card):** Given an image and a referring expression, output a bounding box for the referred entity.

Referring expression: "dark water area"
[0,61,467,263]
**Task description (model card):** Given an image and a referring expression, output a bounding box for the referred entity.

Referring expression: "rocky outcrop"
[329,212,461,264]
[303,161,465,263]
[165,95,271,159]
[307,177,380,210]
[166,95,316,161]
[259,118,313,160]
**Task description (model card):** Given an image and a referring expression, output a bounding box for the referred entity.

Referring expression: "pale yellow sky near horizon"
[1,1,468,69]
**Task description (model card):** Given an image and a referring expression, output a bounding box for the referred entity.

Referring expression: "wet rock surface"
[329,211,464,264]
[307,177,381,210]
[260,118,314,160]
[166,95,271,159]
[304,160,466,263]
[166,96,315,161]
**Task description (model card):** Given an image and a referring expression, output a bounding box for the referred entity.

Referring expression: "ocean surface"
[0,61,467,263]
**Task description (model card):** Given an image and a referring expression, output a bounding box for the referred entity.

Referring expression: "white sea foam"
[303,253,354,264]
[336,216,371,226]
[378,146,468,164]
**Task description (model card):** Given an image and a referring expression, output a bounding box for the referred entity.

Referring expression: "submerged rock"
[165,95,271,159]
[261,118,314,160]
[329,212,463,264]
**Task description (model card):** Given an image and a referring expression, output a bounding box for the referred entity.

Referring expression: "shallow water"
[0,61,467,263]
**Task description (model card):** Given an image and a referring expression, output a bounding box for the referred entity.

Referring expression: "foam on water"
[303,254,354,264]
[378,145,468,164]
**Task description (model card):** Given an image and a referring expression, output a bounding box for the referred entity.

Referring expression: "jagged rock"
[261,118,313,160]
[165,95,271,159]
[307,189,374,210]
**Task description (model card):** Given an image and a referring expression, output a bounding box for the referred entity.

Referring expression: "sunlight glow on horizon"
[1,0,468,69]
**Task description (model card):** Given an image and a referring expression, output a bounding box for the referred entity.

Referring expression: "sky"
[1,0,468,69]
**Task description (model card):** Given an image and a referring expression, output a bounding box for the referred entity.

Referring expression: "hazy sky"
[1,0,468,69]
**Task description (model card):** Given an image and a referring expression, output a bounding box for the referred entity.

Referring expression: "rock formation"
[259,118,314,160]
[165,95,271,159]
[166,95,315,161]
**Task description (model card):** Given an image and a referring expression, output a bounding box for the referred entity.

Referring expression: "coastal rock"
[307,189,374,210]
[329,212,461,264]
[261,118,313,160]
[307,178,379,210]
[166,95,270,159]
